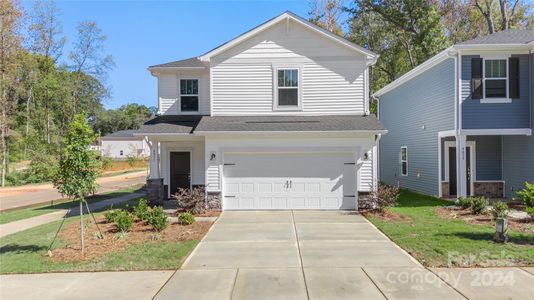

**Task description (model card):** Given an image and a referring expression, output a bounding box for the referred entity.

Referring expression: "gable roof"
[459,29,534,45]
[374,29,534,98]
[101,129,141,140]
[198,11,378,62]
[149,57,205,69]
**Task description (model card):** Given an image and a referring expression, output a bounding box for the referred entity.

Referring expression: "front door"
[448,146,472,196]
[170,152,191,195]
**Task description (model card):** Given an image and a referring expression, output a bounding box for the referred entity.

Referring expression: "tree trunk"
[1,78,6,188]
[80,200,84,254]
[499,0,508,30]
[25,87,32,158]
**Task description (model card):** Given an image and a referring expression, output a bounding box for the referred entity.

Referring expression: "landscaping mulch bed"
[436,207,534,234]
[50,216,213,263]
[361,209,412,222]
[172,210,221,218]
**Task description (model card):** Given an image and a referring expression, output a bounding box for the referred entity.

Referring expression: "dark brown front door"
[170,152,191,195]
[449,146,471,196]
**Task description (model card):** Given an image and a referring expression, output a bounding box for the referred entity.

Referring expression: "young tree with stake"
[53,113,100,253]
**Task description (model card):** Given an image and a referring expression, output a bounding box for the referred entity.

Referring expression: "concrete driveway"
[154,211,465,300]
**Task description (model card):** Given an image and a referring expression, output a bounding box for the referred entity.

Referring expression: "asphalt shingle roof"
[195,115,385,132]
[101,129,139,138]
[149,57,205,69]
[459,29,534,45]
[137,115,204,134]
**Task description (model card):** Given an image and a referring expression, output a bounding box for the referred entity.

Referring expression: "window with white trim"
[179,79,199,112]
[484,59,507,99]
[275,68,300,109]
[400,147,408,176]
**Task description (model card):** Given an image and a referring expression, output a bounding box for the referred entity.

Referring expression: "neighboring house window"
[179,79,199,112]
[120,150,124,156]
[275,68,300,109]
[400,147,408,176]
[484,59,507,98]
[471,57,519,102]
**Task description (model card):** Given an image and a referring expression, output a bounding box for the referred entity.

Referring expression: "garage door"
[223,152,356,210]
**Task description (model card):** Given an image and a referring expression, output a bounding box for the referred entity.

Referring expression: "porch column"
[148,139,160,179]
[456,134,467,198]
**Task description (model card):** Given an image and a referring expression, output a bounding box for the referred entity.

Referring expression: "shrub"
[126,155,142,168]
[104,209,120,223]
[526,207,534,220]
[100,156,113,170]
[368,182,400,212]
[133,198,150,221]
[115,210,134,232]
[457,197,472,209]
[147,206,169,231]
[178,212,195,225]
[516,182,534,208]
[174,187,206,215]
[491,201,508,220]
[470,197,489,215]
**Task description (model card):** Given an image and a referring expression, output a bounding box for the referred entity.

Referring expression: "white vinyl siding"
[210,19,367,116]
[358,147,375,192]
[157,70,210,115]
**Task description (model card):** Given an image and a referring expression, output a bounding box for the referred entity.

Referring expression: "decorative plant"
[104,209,120,223]
[491,201,508,220]
[517,182,534,207]
[470,197,489,215]
[147,206,169,231]
[368,182,400,212]
[174,187,206,215]
[457,197,472,209]
[178,212,195,225]
[115,210,133,233]
[133,198,150,221]
[52,113,101,253]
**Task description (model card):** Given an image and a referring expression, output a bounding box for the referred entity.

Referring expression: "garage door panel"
[223,152,356,210]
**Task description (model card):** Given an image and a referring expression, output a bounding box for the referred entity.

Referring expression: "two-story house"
[375,30,534,199]
[135,12,386,210]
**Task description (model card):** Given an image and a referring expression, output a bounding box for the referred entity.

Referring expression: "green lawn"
[0,199,198,274]
[366,190,534,267]
[0,185,144,225]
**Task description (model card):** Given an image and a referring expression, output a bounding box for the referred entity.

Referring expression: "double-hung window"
[484,59,507,99]
[179,79,199,112]
[275,68,300,109]
[400,147,408,176]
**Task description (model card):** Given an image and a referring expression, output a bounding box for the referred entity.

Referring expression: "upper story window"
[179,79,199,112]
[471,56,519,103]
[400,146,408,176]
[274,67,301,110]
[484,59,507,98]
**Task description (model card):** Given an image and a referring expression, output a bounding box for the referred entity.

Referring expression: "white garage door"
[223,152,356,210]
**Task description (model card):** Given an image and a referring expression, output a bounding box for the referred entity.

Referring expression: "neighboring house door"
[170,152,191,195]
[222,152,356,210]
[448,146,472,196]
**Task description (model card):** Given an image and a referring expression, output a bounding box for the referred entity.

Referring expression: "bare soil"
[49,216,213,263]
[102,160,148,172]
[436,207,534,234]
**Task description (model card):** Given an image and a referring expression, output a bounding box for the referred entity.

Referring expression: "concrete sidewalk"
[0,193,144,238]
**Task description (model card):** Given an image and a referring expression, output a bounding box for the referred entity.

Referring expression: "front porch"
[439,134,505,199]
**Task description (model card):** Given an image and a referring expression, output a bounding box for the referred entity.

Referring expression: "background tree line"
[0,0,152,187]
[309,0,534,93]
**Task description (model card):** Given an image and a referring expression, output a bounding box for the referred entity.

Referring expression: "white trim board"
[459,129,531,136]
[198,11,378,62]
[444,141,476,196]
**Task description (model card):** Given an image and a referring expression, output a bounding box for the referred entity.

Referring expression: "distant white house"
[100,129,150,159]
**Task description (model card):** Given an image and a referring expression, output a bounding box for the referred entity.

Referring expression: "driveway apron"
[155,210,465,300]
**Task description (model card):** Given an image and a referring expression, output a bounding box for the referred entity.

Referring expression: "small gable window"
[179,79,199,112]
[274,67,301,110]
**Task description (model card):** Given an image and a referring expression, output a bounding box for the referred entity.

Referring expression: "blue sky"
[22,0,314,109]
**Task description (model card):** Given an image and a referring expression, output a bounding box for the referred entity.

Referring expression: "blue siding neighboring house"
[375,30,534,199]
